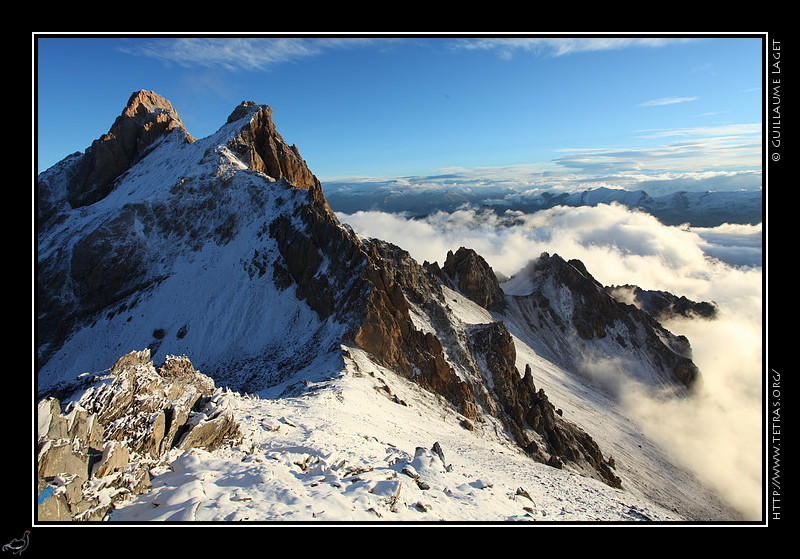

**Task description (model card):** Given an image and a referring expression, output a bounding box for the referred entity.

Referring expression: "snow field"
[109,346,682,523]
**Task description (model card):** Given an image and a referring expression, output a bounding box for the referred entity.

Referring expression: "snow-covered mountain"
[36,91,743,523]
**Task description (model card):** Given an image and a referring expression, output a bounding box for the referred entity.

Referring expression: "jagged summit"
[42,90,193,216]
[36,91,327,386]
[123,90,189,126]
[501,252,700,389]
[436,247,507,312]
[224,100,321,191]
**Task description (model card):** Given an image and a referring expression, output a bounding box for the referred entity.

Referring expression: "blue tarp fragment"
[37,485,55,505]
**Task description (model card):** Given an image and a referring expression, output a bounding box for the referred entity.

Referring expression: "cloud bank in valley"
[338,203,763,520]
[338,202,761,279]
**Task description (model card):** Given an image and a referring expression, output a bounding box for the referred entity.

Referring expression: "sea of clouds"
[338,203,763,520]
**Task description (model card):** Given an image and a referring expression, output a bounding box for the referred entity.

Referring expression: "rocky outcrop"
[506,253,700,389]
[607,284,718,322]
[269,192,480,420]
[266,180,624,486]
[527,253,624,341]
[468,322,622,488]
[50,90,193,216]
[439,247,506,311]
[268,196,622,486]
[356,240,479,420]
[226,101,320,190]
[37,350,241,521]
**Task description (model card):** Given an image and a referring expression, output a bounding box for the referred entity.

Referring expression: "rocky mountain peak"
[37,91,709,504]
[122,90,187,124]
[504,252,700,389]
[225,100,321,191]
[517,252,637,340]
[533,252,602,291]
[64,89,194,210]
[225,100,260,123]
[439,247,507,311]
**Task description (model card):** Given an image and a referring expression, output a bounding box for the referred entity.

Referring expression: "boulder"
[92,441,130,478]
[38,440,90,479]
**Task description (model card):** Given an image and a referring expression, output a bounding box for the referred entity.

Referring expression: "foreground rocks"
[37,350,241,521]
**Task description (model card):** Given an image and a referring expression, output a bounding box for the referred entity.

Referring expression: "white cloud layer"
[339,203,762,279]
[338,203,763,519]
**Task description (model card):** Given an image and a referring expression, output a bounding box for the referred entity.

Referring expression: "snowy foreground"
[108,343,683,523]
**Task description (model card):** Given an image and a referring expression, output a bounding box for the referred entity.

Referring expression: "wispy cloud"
[553,141,761,174]
[120,37,389,71]
[692,111,727,118]
[123,36,702,70]
[550,123,762,174]
[639,96,700,106]
[451,37,699,58]
[637,123,761,139]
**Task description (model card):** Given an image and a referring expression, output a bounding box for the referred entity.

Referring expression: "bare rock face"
[522,253,624,340]
[468,322,622,488]
[352,240,478,421]
[440,247,506,311]
[226,101,320,190]
[66,90,194,211]
[36,350,241,521]
[269,192,480,420]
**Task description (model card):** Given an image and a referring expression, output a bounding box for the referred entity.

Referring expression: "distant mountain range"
[326,182,762,228]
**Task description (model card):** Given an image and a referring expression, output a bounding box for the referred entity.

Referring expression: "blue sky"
[35,34,765,192]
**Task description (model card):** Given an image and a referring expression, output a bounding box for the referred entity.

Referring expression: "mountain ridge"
[35,90,737,521]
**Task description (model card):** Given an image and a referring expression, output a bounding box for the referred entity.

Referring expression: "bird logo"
[2,531,29,555]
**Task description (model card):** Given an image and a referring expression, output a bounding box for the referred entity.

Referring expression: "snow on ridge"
[108,346,682,523]
[36,123,330,392]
